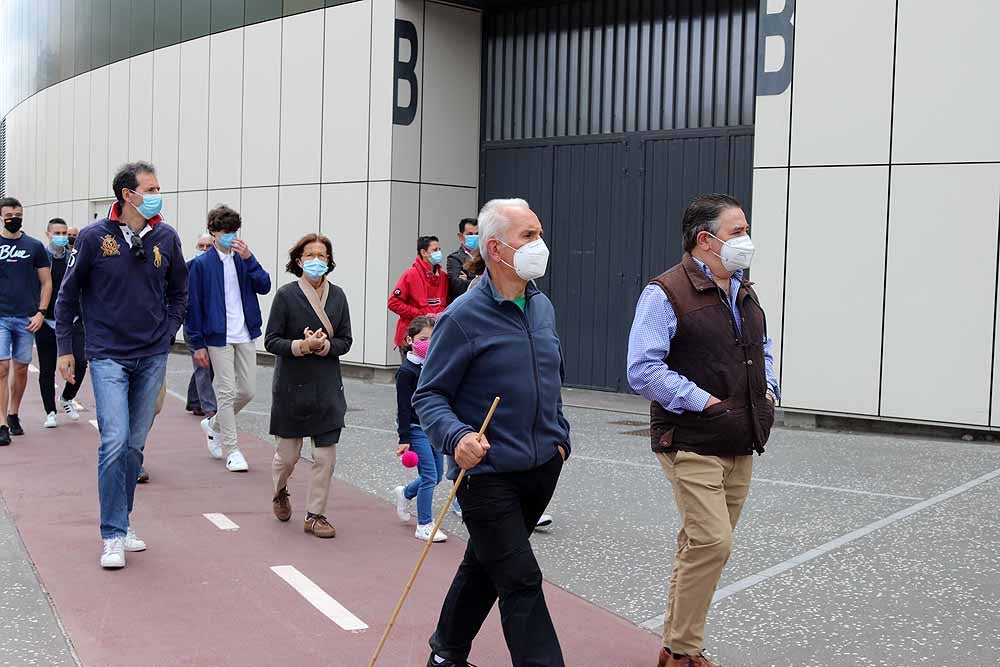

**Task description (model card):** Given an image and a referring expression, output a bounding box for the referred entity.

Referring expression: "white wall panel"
[108,62,130,180]
[45,86,60,203]
[279,14,324,186]
[128,53,154,162]
[72,73,92,200]
[160,192,179,236]
[321,1,371,184]
[790,0,894,166]
[421,3,480,187]
[747,168,787,382]
[176,190,209,249]
[752,19,793,168]
[208,189,241,217]
[391,1,423,182]
[71,200,89,229]
[418,184,477,246]
[368,0,395,181]
[240,187,280,352]
[208,29,244,190]
[58,81,75,201]
[241,21,281,188]
[277,185,321,289]
[364,181,392,364]
[893,1,1000,164]
[152,45,182,192]
[178,37,211,192]
[321,183,369,364]
[882,164,1000,425]
[89,67,111,199]
[781,167,888,414]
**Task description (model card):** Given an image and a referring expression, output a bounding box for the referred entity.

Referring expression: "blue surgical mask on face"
[302,258,328,279]
[194,249,205,258]
[464,234,479,251]
[131,191,163,220]
[218,232,238,248]
[429,250,444,266]
[51,235,70,248]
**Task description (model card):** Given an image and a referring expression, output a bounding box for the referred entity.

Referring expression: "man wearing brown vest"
[627,194,779,667]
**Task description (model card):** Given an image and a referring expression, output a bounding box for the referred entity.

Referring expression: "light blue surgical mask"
[130,191,163,220]
[51,235,70,248]
[218,232,238,248]
[464,234,479,251]
[429,250,444,266]
[194,249,205,258]
[302,258,328,279]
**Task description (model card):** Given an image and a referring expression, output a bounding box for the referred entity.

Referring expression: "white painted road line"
[203,513,239,531]
[572,454,923,500]
[88,419,98,431]
[270,565,368,632]
[640,466,1000,631]
[28,364,39,373]
[166,388,187,403]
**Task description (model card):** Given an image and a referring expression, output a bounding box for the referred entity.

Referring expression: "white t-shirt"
[216,247,252,344]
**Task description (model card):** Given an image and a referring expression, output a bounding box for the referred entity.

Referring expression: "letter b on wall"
[394,19,418,126]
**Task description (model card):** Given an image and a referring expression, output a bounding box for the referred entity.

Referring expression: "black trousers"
[35,323,87,415]
[430,453,564,666]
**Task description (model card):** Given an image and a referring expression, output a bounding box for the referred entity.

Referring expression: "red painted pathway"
[0,378,659,666]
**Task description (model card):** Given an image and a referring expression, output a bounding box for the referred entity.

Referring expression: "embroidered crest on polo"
[153,244,163,267]
[101,235,121,257]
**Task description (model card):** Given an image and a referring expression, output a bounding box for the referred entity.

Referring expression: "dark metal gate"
[480,0,758,391]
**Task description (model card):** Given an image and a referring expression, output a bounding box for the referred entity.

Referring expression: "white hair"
[477,198,530,264]
[197,233,214,243]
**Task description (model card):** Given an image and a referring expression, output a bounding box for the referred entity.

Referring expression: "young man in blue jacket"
[413,198,570,667]
[56,161,187,569]
[185,205,271,472]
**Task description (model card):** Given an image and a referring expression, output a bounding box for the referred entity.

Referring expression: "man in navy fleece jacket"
[55,161,187,570]
[413,198,570,667]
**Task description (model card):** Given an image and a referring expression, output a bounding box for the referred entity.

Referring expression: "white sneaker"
[101,537,126,569]
[415,523,447,543]
[59,398,80,421]
[71,398,86,412]
[535,514,553,530]
[44,412,58,428]
[201,418,222,459]
[393,485,412,522]
[451,496,462,519]
[124,527,147,552]
[226,450,249,472]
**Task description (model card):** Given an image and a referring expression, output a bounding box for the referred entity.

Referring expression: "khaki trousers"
[656,450,753,655]
[207,343,256,456]
[272,438,337,517]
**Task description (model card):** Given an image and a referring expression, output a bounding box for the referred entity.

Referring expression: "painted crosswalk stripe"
[270,565,368,632]
[203,513,239,531]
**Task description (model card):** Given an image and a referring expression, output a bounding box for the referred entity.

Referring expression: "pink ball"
[401,451,419,468]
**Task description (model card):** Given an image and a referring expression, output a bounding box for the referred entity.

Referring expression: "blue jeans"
[403,426,444,525]
[90,354,168,539]
[447,455,462,512]
[0,316,34,364]
[186,346,217,414]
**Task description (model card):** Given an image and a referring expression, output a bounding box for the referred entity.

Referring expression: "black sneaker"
[7,414,24,436]
[426,655,476,667]
[137,467,149,484]
[0,425,10,446]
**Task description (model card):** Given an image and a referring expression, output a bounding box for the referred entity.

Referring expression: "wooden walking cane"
[368,396,501,667]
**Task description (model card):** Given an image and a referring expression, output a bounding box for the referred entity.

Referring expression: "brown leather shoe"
[658,648,669,667]
[664,652,720,667]
[304,514,336,538]
[272,487,291,522]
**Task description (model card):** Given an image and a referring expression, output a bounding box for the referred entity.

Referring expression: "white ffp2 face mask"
[499,238,549,281]
[710,233,755,272]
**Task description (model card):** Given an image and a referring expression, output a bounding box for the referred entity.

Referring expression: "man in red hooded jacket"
[388,235,449,361]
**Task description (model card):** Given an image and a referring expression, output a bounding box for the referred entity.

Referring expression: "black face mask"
[67,236,77,245]
[3,217,23,234]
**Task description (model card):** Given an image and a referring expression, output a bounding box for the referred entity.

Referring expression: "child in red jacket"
[388,235,448,361]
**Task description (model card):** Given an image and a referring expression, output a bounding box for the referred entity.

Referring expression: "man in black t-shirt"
[0,197,53,445]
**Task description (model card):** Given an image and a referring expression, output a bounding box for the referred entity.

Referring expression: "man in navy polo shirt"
[56,161,187,570]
